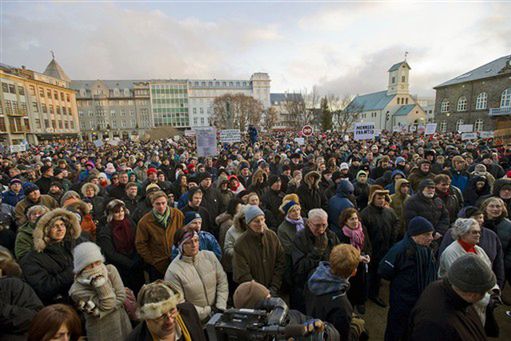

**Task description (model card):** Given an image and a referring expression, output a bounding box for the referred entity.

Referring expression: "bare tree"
[212,94,263,131]
[331,94,361,135]
[282,93,307,129]
[303,86,320,125]
[262,106,279,131]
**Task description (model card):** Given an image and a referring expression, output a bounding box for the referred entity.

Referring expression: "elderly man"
[403,178,450,236]
[292,208,340,312]
[136,191,184,280]
[233,205,285,296]
[408,254,496,340]
[378,217,437,341]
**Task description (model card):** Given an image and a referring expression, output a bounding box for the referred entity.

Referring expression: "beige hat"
[233,280,270,309]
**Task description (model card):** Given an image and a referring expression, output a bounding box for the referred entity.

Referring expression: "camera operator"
[233,280,340,340]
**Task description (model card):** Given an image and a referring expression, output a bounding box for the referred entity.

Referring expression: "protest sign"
[458,124,473,133]
[93,139,103,147]
[479,131,494,139]
[461,132,478,140]
[196,127,218,157]
[9,144,26,153]
[354,122,376,140]
[425,123,437,135]
[220,129,241,143]
[294,137,305,145]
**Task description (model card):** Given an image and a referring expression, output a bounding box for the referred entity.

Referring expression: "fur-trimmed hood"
[252,169,267,184]
[33,208,81,252]
[80,182,100,197]
[304,171,321,189]
[233,204,248,231]
[64,200,91,216]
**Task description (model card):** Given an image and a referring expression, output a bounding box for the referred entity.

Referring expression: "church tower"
[387,61,410,96]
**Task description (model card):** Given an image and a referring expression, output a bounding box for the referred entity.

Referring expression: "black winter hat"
[418,179,435,190]
[407,216,434,236]
[267,174,281,186]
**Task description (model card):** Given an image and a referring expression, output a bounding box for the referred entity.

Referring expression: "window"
[56,106,61,115]
[405,98,408,104]
[71,121,74,129]
[52,120,56,129]
[0,117,7,131]
[49,105,54,114]
[29,85,36,96]
[441,99,450,113]
[501,88,511,108]
[58,121,63,129]
[475,92,487,110]
[39,88,45,97]
[44,119,50,128]
[1,83,8,93]
[392,77,395,84]
[474,119,484,131]
[32,102,39,112]
[456,119,464,132]
[46,89,51,98]
[200,117,205,125]
[397,98,400,105]
[24,118,30,131]
[60,92,65,101]
[193,108,197,114]
[401,76,405,82]
[18,86,25,96]
[194,117,198,125]
[8,84,15,94]
[66,94,70,102]
[200,108,204,114]
[457,96,467,112]
[35,119,41,129]
[42,104,47,113]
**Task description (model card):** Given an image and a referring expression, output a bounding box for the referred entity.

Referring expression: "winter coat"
[222,211,245,273]
[19,209,82,304]
[435,185,464,223]
[450,169,470,193]
[261,188,285,227]
[407,168,434,192]
[476,178,511,212]
[360,204,399,261]
[463,175,491,207]
[180,204,215,235]
[216,212,233,249]
[233,227,285,295]
[390,178,410,235]
[439,227,505,288]
[327,180,355,228]
[14,195,59,226]
[384,170,407,194]
[135,208,184,275]
[291,226,340,297]
[353,180,370,210]
[0,277,43,340]
[403,192,450,235]
[482,217,511,277]
[164,250,228,321]
[126,302,206,341]
[306,262,357,341]
[408,279,487,341]
[295,171,323,215]
[277,218,308,255]
[96,219,144,294]
[69,264,132,341]
[131,196,152,223]
[2,190,24,208]
[14,222,36,260]
[438,240,491,279]
[35,176,53,195]
[200,185,224,223]
[171,231,222,261]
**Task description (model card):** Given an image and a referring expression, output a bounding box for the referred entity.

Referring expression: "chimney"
[21,65,26,69]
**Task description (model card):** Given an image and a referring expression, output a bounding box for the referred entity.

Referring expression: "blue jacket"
[450,169,469,193]
[2,190,25,207]
[327,180,355,228]
[171,231,222,260]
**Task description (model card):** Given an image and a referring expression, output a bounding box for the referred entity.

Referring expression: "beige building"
[346,61,427,130]
[0,58,80,145]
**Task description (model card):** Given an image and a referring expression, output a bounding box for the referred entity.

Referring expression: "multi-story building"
[434,55,511,132]
[415,97,435,123]
[345,60,427,130]
[270,93,304,130]
[0,58,80,145]
[70,80,152,140]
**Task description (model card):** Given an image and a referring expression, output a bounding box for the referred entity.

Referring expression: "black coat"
[360,204,399,261]
[295,183,323,215]
[200,186,223,221]
[126,302,206,341]
[408,279,486,341]
[403,193,450,235]
[181,204,215,235]
[261,189,284,226]
[19,243,75,305]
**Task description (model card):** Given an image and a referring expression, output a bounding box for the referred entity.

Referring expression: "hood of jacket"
[492,178,511,196]
[391,169,406,180]
[336,179,354,197]
[308,261,350,296]
[304,171,321,190]
[33,208,81,252]
[394,178,410,196]
[252,169,267,184]
[80,182,99,197]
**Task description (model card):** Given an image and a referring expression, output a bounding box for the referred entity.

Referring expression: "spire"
[404,51,409,61]
[43,52,70,82]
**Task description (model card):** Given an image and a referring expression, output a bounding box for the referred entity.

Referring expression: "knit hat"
[72,242,105,274]
[447,254,496,293]
[184,211,202,226]
[457,206,482,219]
[279,200,300,215]
[85,160,95,168]
[244,205,264,224]
[233,280,270,309]
[267,174,281,186]
[340,162,349,170]
[40,165,52,174]
[407,216,434,236]
[136,281,182,320]
[9,178,22,186]
[418,178,435,190]
[395,156,406,165]
[147,168,158,176]
[23,183,39,196]
[197,172,212,183]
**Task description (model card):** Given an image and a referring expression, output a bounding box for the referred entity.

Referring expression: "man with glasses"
[127,280,206,341]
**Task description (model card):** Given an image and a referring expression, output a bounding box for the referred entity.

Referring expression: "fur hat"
[368,185,390,204]
[282,193,300,205]
[73,242,105,274]
[81,182,99,197]
[106,199,129,222]
[145,183,161,193]
[448,254,496,293]
[233,280,270,309]
[33,208,81,252]
[136,281,182,320]
[418,179,435,191]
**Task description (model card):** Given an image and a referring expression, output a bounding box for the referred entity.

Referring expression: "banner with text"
[220,129,241,143]
[354,122,376,140]
[425,123,437,135]
[196,127,218,157]
[462,132,478,140]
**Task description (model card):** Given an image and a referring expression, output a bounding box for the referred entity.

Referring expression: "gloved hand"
[350,314,366,338]
[303,319,325,336]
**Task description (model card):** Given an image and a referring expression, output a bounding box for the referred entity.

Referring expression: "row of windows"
[440,89,511,113]
[193,117,210,125]
[438,119,485,133]
[152,98,188,105]
[2,100,27,115]
[2,83,24,96]
[192,107,212,115]
[190,80,249,88]
[31,86,71,102]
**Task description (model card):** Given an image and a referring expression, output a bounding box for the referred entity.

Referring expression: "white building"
[346,61,427,130]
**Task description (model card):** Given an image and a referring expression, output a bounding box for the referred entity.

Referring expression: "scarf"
[153,207,171,228]
[81,214,97,241]
[409,236,437,293]
[342,222,365,250]
[176,313,191,341]
[111,218,135,254]
[458,239,476,254]
[285,216,305,232]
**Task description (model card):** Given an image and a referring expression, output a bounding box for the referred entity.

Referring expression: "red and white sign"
[302,125,313,136]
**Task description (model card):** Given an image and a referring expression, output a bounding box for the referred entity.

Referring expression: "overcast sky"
[2,1,510,97]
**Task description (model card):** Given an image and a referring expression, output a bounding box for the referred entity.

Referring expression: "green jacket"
[15,222,36,260]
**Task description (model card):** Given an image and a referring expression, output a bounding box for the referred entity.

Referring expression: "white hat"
[73,242,105,274]
[340,162,349,170]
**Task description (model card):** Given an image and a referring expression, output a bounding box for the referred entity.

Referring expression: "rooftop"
[388,61,411,72]
[393,104,416,116]
[346,90,395,112]
[43,58,71,82]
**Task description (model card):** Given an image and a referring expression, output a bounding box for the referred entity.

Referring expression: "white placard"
[410,125,417,132]
[479,131,494,139]
[294,137,305,145]
[462,132,478,140]
[184,130,196,137]
[417,125,426,134]
[425,123,437,135]
[195,127,218,157]
[392,126,401,133]
[108,139,120,146]
[458,124,474,133]
[354,122,376,140]
[9,144,26,153]
[220,129,241,143]
[93,139,103,147]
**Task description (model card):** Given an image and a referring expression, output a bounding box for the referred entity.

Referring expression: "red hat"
[147,168,158,176]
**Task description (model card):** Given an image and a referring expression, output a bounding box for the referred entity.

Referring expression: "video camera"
[206,298,309,340]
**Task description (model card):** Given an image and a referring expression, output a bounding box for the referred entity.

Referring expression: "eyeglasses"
[470,230,482,235]
[154,309,178,322]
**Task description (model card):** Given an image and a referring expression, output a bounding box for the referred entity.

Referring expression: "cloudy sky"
[2,1,510,97]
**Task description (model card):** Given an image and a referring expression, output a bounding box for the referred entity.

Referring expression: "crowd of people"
[0,129,510,341]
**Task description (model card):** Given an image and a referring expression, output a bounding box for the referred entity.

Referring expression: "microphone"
[260,324,307,338]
